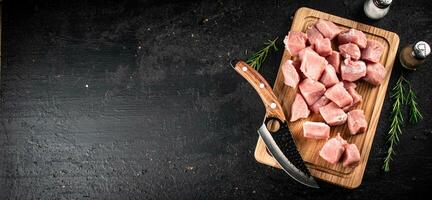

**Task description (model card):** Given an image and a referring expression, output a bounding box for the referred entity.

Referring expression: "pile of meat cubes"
[282,19,386,168]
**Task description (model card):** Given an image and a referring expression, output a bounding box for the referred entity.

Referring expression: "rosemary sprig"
[383,76,422,171]
[406,84,423,123]
[383,76,406,172]
[246,37,278,71]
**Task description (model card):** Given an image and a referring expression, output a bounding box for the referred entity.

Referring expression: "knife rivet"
[242,66,247,71]
[270,103,276,109]
[259,83,265,88]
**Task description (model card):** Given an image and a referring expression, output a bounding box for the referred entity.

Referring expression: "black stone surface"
[1,0,431,199]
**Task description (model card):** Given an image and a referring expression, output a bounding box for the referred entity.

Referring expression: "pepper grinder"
[399,41,431,70]
[364,0,392,20]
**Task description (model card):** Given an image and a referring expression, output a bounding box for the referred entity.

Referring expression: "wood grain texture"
[254,7,400,189]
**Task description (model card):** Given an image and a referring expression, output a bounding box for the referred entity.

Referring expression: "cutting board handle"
[231,60,286,121]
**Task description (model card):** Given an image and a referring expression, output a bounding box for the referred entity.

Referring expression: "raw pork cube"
[347,109,368,135]
[299,78,326,106]
[314,38,332,57]
[306,25,324,46]
[319,102,348,126]
[343,104,356,112]
[320,64,339,88]
[303,121,330,140]
[324,82,353,107]
[361,39,384,63]
[339,43,361,60]
[363,62,386,86]
[315,19,341,40]
[319,133,347,164]
[290,93,310,122]
[342,143,361,168]
[343,81,357,89]
[282,60,300,88]
[347,87,362,104]
[343,87,363,112]
[300,49,327,81]
[337,29,367,48]
[310,96,330,113]
[284,31,307,56]
[341,58,367,82]
[293,60,305,79]
[298,47,314,61]
[326,51,341,74]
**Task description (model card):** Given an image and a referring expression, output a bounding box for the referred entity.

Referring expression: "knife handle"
[231,60,286,121]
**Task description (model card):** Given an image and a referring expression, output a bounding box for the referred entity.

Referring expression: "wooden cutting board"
[254,7,399,189]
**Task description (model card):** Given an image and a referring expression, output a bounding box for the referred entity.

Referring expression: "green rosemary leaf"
[406,85,423,124]
[383,75,423,171]
[246,37,278,71]
[383,76,406,172]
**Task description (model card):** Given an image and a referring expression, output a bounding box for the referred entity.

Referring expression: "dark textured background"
[1,0,431,199]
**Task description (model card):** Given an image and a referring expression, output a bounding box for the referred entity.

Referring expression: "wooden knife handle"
[231,60,286,121]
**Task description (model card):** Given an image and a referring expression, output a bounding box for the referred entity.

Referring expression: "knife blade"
[230,60,319,188]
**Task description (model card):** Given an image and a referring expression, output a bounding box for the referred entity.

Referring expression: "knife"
[230,60,319,188]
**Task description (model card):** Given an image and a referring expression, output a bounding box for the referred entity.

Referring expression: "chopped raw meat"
[343,81,357,89]
[319,102,348,126]
[314,38,332,57]
[361,39,384,63]
[298,47,315,61]
[299,78,326,106]
[284,31,307,56]
[320,64,339,88]
[343,87,363,112]
[303,121,330,140]
[306,25,324,46]
[337,29,367,48]
[324,82,353,107]
[363,62,386,86]
[343,104,356,112]
[290,93,310,122]
[347,87,362,104]
[300,48,327,81]
[347,109,368,135]
[282,60,300,88]
[339,43,361,60]
[310,96,330,113]
[326,51,341,74]
[319,133,347,164]
[342,143,361,168]
[341,58,367,81]
[315,19,341,40]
